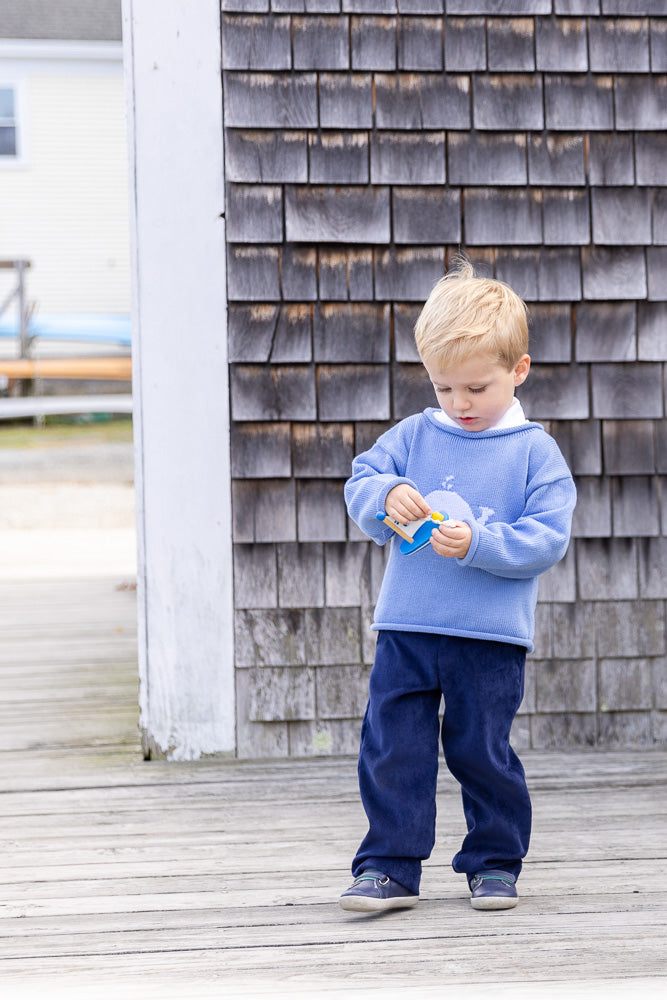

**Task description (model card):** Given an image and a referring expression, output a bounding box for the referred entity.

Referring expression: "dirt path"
[0,440,136,580]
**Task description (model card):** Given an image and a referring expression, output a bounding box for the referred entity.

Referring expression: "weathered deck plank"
[0,577,666,999]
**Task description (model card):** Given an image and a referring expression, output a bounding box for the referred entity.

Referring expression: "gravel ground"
[0,441,136,580]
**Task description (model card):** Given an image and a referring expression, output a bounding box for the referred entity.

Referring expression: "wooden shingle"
[297,481,348,541]
[225,130,308,183]
[392,363,434,419]
[638,302,667,360]
[277,543,325,608]
[545,74,614,130]
[226,184,284,243]
[230,364,317,420]
[371,132,446,185]
[487,17,535,71]
[308,132,369,184]
[281,247,318,301]
[587,132,635,185]
[447,1,550,11]
[582,247,647,300]
[348,250,375,300]
[589,17,650,72]
[318,250,349,301]
[465,188,543,245]
[317,364,390,420]
[323,541,371,608]
[233,544,278,609]
[612,477,660,537]
[647,247,667,299]
[577,539,638,601]
[536,17,588,71]
[221,14,291,69]
[231,422,292,477]
[351,15,396,70]
[246,665,316,722]
[374,247,445,300]
[652,188,667,244]
[473,74,544,130]
[518,363,589,419]
[392,188,461,244]
[650,18,667,71]
[537,248,582,300]
[592,363,663,419]
[285,186,390,243]
[227,246,281,301]
[575,303,636,362]
[638,537,667,598]
[596,598,663,658]
[448,132,527,186]
[223,72,318,127]
[398,16,443,70]
[635,132,667,184]
[318,73,373,127]
[591,188,651,245]
[292,423,355,478]
[615,74,667,130]
[554,1,599,13]
[529,304,572,363]
[293,15,350,70]
[602,419,657,474]
[443,16,486,70]
[232,480,297,543]
[571,477,612,538]
[375,73,471,129]
[313,303,390,361]
[528,134,586,186]
[543,189,590,245]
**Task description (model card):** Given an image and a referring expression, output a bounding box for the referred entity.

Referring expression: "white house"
[0,0,130,354]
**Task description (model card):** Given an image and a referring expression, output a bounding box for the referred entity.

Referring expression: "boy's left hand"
[430,520,472,559]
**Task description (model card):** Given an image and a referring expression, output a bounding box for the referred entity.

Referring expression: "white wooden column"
[122,0,234,759]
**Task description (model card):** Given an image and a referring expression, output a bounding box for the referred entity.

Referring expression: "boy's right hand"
[385,484,432,525]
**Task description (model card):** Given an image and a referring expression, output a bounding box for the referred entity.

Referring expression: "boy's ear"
[513,354,531,386]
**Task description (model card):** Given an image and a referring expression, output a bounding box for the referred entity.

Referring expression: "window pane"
[0,126,16,155]
[0,88,14,118]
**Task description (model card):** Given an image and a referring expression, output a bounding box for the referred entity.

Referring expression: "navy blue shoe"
[340,869,419,912]
[469,870,519,910]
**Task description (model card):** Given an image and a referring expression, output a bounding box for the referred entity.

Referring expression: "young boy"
[340,260,576,913]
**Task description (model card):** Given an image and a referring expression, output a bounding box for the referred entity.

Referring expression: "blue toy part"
[399,511,449,555]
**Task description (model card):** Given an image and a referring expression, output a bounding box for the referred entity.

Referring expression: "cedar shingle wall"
[222,1,667,756]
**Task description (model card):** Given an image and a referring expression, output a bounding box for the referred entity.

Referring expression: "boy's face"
[424,353,531,432]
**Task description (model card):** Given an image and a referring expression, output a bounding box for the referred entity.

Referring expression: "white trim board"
[122,0,234,760]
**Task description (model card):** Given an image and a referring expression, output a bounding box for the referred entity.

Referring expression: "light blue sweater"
[344,408,577,651]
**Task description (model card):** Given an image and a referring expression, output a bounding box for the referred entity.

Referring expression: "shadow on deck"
[0,576,666,1000]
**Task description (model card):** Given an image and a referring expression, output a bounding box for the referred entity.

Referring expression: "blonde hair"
[414,258,528,370]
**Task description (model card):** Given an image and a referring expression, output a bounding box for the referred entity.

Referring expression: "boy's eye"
[469,386,486,394]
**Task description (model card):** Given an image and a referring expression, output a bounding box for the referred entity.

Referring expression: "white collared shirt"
[433,396,528,431]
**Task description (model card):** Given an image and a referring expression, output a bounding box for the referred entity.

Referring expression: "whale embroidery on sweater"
[425,483,495,527]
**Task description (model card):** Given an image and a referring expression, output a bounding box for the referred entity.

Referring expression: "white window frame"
[0,77,28,168]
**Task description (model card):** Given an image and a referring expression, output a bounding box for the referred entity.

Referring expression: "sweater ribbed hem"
[370,621,533,653]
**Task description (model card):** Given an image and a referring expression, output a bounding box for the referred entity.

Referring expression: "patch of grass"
[0,416,133,449]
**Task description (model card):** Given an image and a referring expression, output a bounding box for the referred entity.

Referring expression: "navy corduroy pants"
[352,630,531,896]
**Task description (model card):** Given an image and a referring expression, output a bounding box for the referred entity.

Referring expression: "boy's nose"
[453,393,470,411]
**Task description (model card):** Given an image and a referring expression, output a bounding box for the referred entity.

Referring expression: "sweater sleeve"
[458,449,577,580]
[344,423,418,545]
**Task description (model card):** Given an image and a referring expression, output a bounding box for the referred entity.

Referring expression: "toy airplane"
[376,510,450,555]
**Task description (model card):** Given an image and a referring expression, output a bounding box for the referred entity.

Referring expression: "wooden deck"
[1,577,666,1000]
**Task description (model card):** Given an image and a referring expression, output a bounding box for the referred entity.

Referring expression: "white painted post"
[122,0,234,759]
